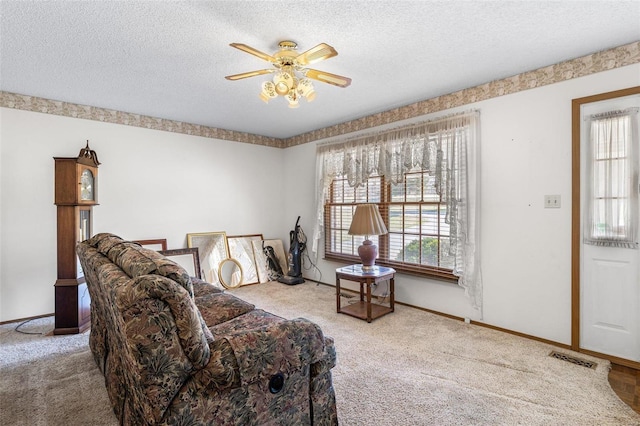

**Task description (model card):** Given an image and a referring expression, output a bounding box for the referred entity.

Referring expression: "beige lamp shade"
[348,204,388,236]
[348,204,387,270]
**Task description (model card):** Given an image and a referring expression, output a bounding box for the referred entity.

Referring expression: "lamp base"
[360,264,379,273]
[358,239,378,270]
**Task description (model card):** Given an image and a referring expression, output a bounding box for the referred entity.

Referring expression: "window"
[584,108,639,248]
[325,172,455,278]
[325,132,456,279]
[313,111,481,309]
[388,171,454,270]
[325,175,382,259]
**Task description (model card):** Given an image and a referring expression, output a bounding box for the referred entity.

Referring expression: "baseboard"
[312,278,572,349]
[0,313,54,326]
[468,319,572,350]
[578,348,640,370]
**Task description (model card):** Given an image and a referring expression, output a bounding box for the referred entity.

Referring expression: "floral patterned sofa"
[76,233,338,425]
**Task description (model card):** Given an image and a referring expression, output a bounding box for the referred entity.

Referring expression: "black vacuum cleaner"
[278,216,306,285]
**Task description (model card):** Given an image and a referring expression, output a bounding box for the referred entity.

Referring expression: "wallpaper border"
[283,41,640,148]
[0,92,281,148]
[1,41,638,149]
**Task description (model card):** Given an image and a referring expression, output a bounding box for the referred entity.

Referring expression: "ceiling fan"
[225,40,352,108]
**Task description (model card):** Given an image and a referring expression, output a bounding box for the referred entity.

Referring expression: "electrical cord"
[378,280,390,304]
[295,223,323,285]
[14,318,44,335]
[303,249,322,285]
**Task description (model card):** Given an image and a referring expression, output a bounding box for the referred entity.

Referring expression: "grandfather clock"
[53,141,100,335]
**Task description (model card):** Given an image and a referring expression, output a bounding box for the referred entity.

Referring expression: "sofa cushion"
[91,232,126,254]
[108,242,157,276]
[208,309,283,338]
[223,318,325,388]
[195,292,255,327]
[192,277,224,297]
[88,233,195,298]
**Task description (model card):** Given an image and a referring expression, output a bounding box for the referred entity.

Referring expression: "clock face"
[80,169,94,201]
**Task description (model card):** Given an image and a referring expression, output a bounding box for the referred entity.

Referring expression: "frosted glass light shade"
[273,71,293,95]
[297,78,316,102]
[260,82,277,103]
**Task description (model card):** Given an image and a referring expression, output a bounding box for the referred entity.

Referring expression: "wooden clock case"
[53,142,100,335]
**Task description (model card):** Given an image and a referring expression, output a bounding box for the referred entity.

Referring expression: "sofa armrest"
[118,275,213,366]
[193,338,241,391]
[194,318,326,391]
[310,336,338,424]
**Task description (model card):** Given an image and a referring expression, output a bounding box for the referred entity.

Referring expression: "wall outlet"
[544,194,561,208]
[464,317,471,324]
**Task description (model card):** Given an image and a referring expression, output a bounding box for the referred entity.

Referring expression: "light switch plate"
[544,195,561,208]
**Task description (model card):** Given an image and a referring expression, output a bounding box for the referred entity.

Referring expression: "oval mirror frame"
[218,258,244,289]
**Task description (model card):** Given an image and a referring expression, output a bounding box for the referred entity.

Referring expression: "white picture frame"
[226,234,263,286]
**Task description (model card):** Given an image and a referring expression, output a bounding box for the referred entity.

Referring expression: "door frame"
[571,85,640,369]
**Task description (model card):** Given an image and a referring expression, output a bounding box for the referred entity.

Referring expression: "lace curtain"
[584,108,639,249]
[313,110,483,312]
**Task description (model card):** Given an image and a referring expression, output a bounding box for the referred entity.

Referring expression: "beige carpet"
[231,282,639,426]
[1,282,638,425]
[0,318,115,425]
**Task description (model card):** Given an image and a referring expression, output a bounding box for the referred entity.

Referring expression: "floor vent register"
[549,351,597,369]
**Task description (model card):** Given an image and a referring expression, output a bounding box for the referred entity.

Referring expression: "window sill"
[324,253,458,283]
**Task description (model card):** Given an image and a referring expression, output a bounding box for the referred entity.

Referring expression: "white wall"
[283,64,640,345]
[1,63,638,343]
[0,110,286,321]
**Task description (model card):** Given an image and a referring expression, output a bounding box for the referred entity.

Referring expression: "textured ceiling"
[1,1,639,139]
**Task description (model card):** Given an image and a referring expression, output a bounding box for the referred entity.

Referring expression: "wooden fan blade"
[305,69,352,87]
[229,43,276,62]
[296,43,338,66]
[225,69,274,80]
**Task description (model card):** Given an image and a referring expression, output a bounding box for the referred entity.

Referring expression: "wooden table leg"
[366,279,372,323]
[390,277,395,312]
[336,274,341,313]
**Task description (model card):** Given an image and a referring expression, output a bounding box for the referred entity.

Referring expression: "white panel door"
[581,245,639,360]
[580,95,640,362]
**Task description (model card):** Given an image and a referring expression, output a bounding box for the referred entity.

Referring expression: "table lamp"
[348,204,388,271]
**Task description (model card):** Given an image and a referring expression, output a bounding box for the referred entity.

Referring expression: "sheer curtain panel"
[313,111,483,313]
[584,108,639,249]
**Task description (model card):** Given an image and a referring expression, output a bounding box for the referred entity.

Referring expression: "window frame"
[324,173,458,282]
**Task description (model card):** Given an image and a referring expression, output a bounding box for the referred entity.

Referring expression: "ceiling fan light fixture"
[226,40,351,108]
[275,81,290,96]
[260,81,277,103]
[297,78,316,102]
[286,90,300,108]
[273,71,293,95]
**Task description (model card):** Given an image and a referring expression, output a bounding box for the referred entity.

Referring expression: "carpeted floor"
[1,281,638,425]
[232,282,640,425]
[0,317,115,425]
